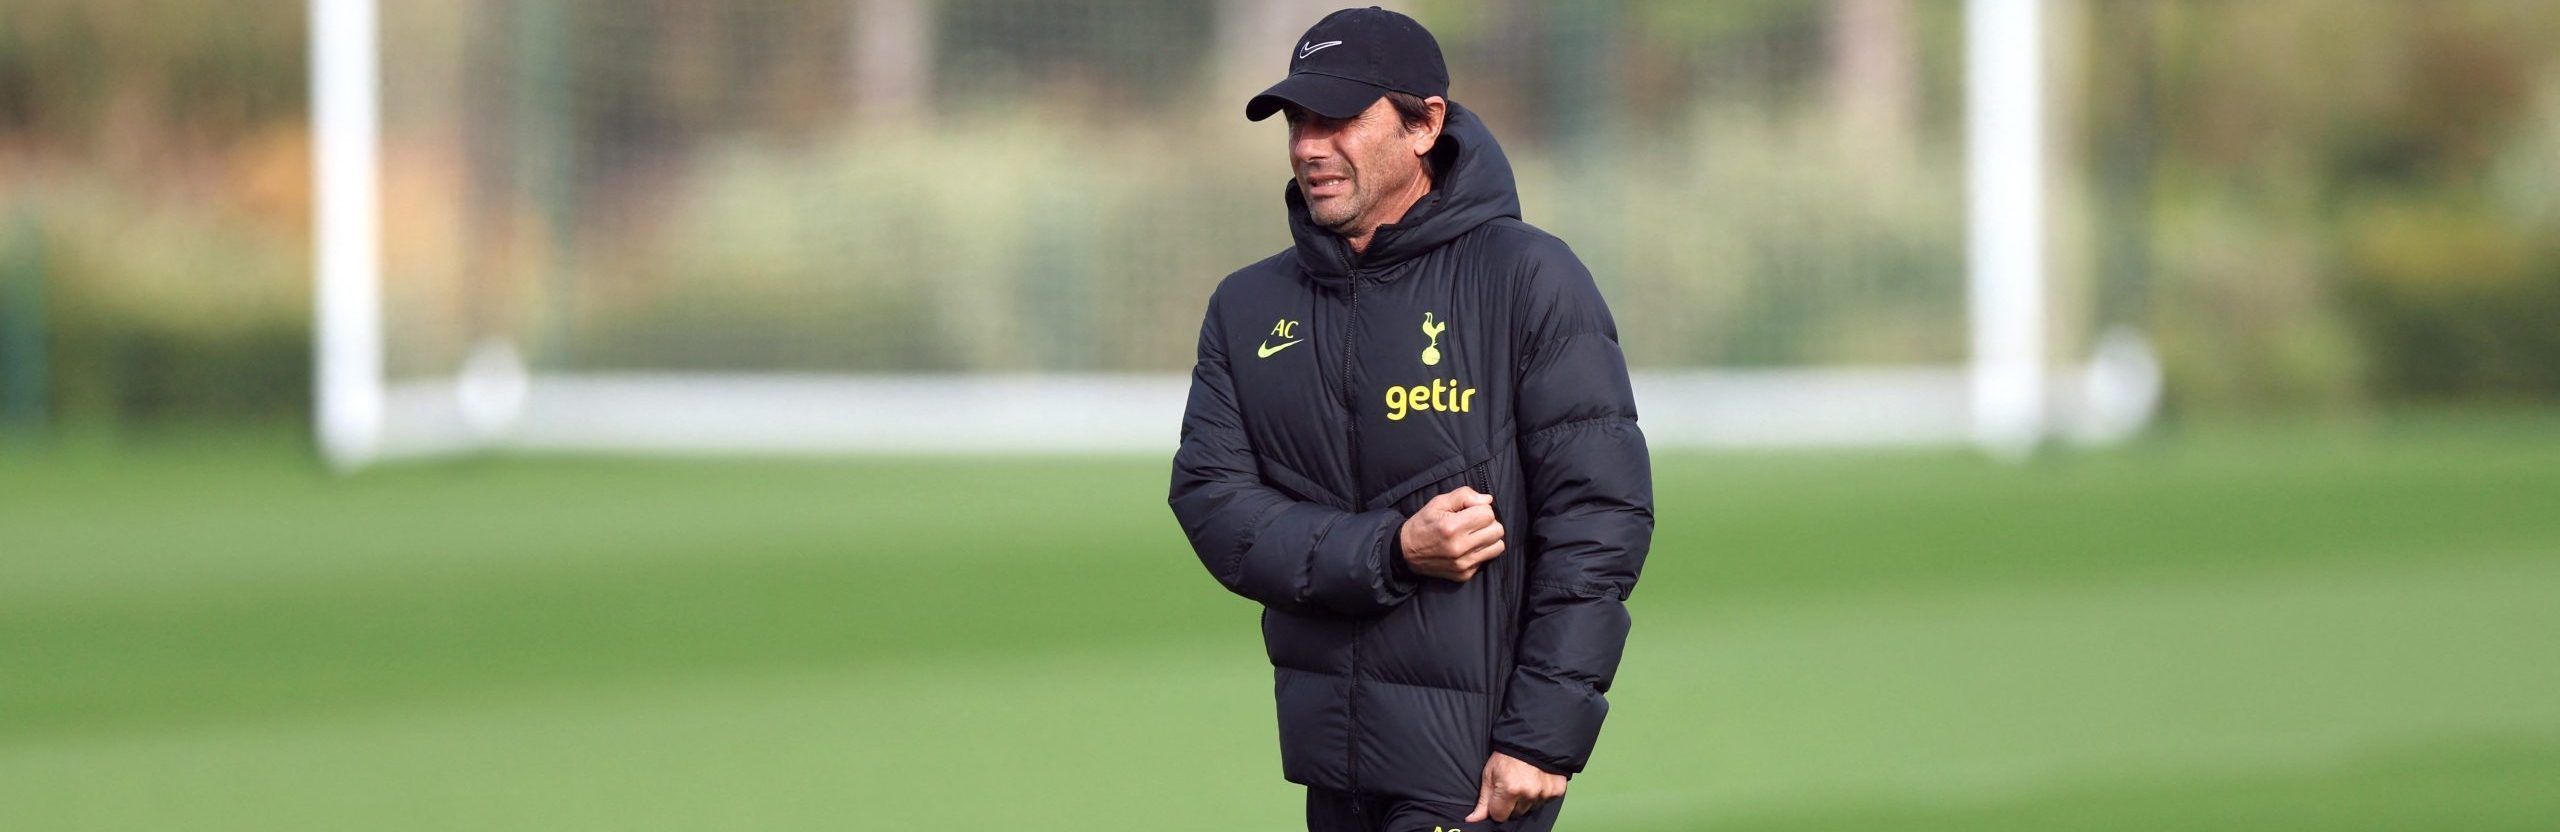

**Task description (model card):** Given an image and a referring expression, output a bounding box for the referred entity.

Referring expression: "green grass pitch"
[4,411,2557,829]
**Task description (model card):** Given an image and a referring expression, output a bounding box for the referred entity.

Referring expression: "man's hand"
[1466,751,1566,823]
[1399,487,1503,582]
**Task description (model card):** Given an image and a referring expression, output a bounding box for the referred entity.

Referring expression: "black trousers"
[1305,787,1564,832]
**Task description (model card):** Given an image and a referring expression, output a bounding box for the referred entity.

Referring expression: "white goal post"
[312,0,2157,469]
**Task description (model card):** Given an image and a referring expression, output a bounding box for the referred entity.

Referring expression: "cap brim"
[1245,73,1387,122]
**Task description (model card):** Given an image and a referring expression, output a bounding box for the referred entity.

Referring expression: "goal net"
[317,0,2156,467]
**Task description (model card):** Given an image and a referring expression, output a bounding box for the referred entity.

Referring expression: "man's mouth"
[1301,174,1349,199]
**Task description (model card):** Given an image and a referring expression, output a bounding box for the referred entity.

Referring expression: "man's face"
[1287,97,1430,234]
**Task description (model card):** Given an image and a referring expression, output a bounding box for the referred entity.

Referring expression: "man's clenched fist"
[1399,486,1503,582]
[1467,751,1566,823]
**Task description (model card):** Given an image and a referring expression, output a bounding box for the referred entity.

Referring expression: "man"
[1169,7,1654,831]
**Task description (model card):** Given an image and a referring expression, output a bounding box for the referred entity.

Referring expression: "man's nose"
[1290,126,1330,165]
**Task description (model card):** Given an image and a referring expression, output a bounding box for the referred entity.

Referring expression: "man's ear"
[1410,96,1447,156]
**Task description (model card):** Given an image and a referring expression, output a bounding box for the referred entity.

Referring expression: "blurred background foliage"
[2105,0,2560,410]
[2,0,2558,434]
[0,0,310,429]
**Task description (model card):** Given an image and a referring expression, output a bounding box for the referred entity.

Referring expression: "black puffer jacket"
[1169,102,1654,804]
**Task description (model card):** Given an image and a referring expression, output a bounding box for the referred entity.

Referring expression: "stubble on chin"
[1304,190,1360,233]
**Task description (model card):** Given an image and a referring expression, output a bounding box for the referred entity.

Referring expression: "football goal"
[313,0,2157,468]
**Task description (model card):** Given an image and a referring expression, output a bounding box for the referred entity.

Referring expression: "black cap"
[1245,7,1449,122]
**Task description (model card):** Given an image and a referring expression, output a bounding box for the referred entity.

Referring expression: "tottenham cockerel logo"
[1420,311,1448,366]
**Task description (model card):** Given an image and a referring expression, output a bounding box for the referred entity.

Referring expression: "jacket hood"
[1285,100,1522,287]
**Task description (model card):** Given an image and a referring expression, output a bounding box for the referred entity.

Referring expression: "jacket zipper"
[1339,268,1365,791]
[1469,458,1504,748]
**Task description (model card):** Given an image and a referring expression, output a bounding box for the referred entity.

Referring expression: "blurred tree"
[851,0,934,123]
[1,207,45,435]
